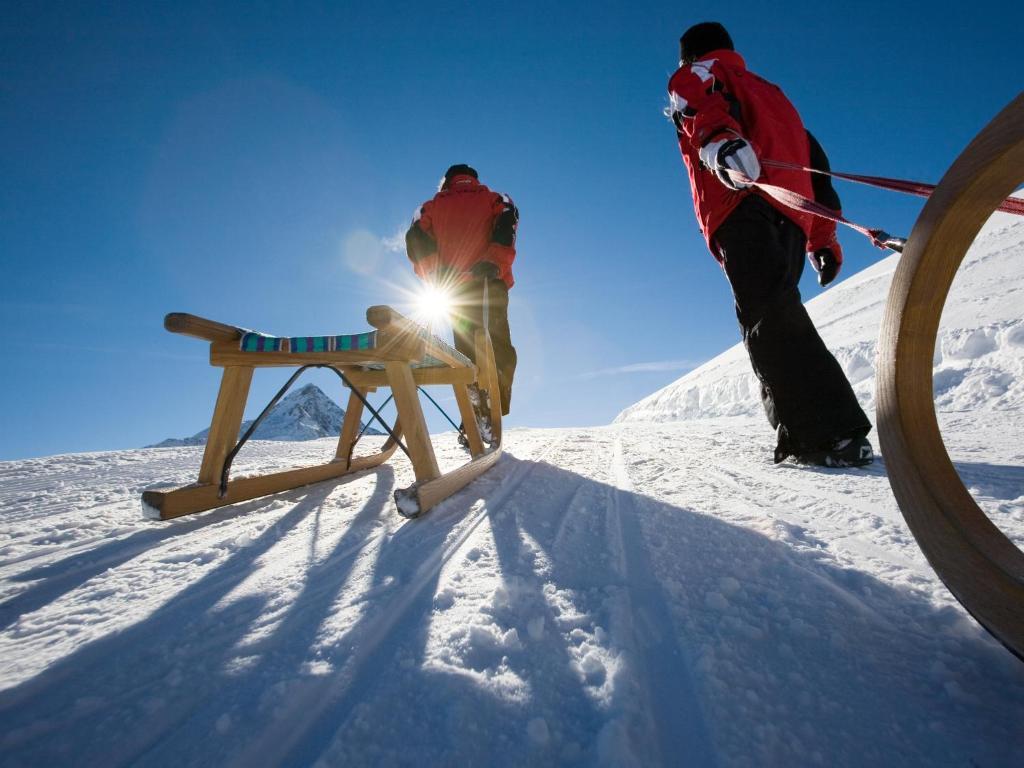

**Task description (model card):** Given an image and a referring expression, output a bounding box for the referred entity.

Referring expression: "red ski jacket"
[667,49,839,259]
[406,175,517,289]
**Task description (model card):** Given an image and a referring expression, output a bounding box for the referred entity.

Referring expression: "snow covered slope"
[1,422,1023,766]
[615,212,1024,423]
[2,214,1023,766]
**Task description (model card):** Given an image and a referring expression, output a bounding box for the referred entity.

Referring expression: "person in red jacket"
[667,22,873,467]
[406,164,518,417]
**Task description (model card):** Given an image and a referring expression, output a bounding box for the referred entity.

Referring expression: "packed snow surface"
[1,214,1023,766]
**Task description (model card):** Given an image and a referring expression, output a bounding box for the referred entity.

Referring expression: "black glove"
[809,248,841,287]
[471,262,499,280]
[406,221,437,262]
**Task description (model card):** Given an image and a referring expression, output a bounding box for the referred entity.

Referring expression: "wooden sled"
[142,306,503,520]
[877,93,1024,661]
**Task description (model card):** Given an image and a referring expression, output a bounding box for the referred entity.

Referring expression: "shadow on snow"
[1,454,1023,767]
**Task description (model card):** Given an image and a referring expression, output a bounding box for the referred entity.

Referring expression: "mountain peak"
[149,383,381,448]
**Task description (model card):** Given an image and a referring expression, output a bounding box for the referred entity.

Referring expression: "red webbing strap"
[724,154,1024,254]
[761,159,1024,217]
[725,167,907,252]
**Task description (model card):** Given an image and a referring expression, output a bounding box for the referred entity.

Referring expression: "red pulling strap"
[752,179,907,252]
[761,159,1024,217]
[726,159,1024,254]
[725,168,908,252]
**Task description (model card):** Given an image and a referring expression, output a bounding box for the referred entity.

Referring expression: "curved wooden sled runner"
[877,92,1024,660]
[143,306,502,521]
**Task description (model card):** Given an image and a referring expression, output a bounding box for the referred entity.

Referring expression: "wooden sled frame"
[877,93,1024,660]
[143,306,503,520]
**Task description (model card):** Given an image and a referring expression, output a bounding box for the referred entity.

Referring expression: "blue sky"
[2,1,1021,459]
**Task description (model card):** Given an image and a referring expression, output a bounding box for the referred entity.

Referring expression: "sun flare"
[414,283,454,326]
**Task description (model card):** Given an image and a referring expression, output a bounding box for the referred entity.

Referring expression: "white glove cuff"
[699,136,761,189]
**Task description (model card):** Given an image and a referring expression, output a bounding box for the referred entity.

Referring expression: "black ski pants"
[712,195,871,456]
[451,278,517,416]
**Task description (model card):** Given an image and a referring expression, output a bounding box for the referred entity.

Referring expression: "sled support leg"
[198,366,253,485]
[394,324,504,519]
[335,387,369,465]
[385,361,440,483]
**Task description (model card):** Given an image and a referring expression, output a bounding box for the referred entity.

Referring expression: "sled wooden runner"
[142,305,502,520]
[877,93,1024,660]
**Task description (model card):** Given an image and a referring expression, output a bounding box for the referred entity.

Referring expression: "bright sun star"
[414,283,453,326]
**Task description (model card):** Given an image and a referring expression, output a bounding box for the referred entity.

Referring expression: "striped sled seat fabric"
[240,331,377,354]
[239,324,472,370]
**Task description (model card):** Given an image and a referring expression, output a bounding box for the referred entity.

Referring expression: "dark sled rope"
[345,393,397,460]
[219,365,408,498]
[355,394,394,441]
[417,386,465,435]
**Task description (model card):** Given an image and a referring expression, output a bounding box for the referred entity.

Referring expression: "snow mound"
[616,213,1024,424]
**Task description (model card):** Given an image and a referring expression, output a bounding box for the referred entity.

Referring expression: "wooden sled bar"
[877,93,1024,661]
[143,305,503,521]
[393,324,503,516]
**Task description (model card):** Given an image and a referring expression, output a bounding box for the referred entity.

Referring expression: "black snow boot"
[796,436,874,468]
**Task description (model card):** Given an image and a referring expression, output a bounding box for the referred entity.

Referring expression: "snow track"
[608,438,718,767]
[1,422,1023,766]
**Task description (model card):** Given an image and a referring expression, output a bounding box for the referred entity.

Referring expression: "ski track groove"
[608,434,719,766]
[549,480,595,555]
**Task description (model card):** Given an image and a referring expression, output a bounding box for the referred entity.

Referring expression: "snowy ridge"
[615,213,1024,423]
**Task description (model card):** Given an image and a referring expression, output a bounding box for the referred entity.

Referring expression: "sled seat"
[143,305,503,521]
[236,324,473,370]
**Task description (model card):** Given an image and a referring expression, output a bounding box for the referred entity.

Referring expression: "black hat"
[679,22,733,65]
[442,164,478,187]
